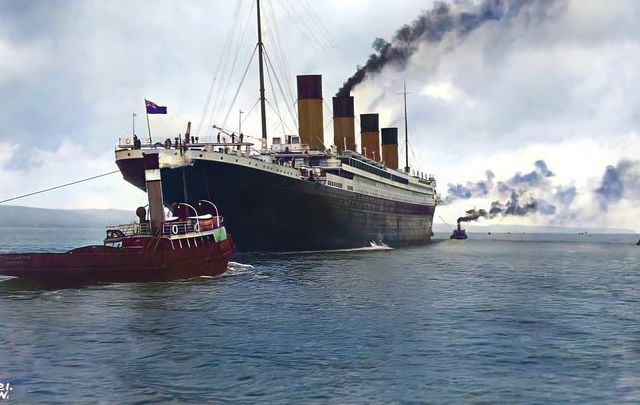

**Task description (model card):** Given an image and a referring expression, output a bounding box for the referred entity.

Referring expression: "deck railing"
[163,217,224,236]
[105,223,152,239]
[105,217,223,240]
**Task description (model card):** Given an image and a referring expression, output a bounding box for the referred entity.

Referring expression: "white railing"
[105,223,152,240]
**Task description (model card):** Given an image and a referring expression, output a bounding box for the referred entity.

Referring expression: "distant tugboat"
[450,222,468,240]
[0,153,234,287]
[449,209,487,240]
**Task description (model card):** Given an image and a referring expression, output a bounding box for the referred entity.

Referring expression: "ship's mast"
[256,0,268,154]
[403,82,410,174]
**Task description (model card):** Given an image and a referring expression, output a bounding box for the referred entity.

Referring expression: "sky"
[0,0,639,230]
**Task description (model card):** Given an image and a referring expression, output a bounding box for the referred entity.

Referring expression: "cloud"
[336,0,545,96]
[0,139,144,209]
[440,158,640,230]
[1,0,639,234]
[595,160,640,211]
[443,160,561,219]
[343,0,640,229]
[351,0,640,154]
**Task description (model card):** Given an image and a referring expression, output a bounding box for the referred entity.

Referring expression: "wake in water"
[228,261,255,269]
[200,262,255,278]
[213,261,255,278]
[279,241,394,255]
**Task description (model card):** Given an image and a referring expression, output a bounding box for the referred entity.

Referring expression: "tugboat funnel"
[143,153,165,233]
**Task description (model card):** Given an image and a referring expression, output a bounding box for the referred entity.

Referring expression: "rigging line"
[283,0,327,50]
[0,170,121,205]
[409,144,422,173]
[292,0,330,46]
[197,0,243,136]
[209,0,252,126]
[278,0,322,52]
[438,215,454,231]
[264,67,287,134]
[263,49,297,129]
[322,98,333,118]
[299,0,335,47]
[214,0,257,124]
[293,0,331,49]
[322,99,334,132]
[407,120,423,173]
[265,66,291,135]
[324,117,334,132]
[266,0,296,107]
[268,116,281,134]
[206,1,247,132]
[240,98,261,126]
[288,99,298,122]
[221,45,259,128]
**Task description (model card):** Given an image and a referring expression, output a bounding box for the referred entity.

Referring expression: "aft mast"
[256,0,268,154]
[403,82,410,174]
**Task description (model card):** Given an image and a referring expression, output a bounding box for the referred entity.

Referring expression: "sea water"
[0,228,639,403]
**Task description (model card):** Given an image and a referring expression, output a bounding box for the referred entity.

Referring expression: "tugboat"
[0,153,234,287]
[450,221,468,240]
[449,209,486,240]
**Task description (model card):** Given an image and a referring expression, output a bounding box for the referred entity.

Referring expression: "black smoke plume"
[445,160,640,225]
[457,208,488,224]
[458,192,557,224]
[443,160,565,219]
[487,192,556,218]
[444,171,495,204]
[336,0,535,97]
[595,159,640,211]
[444,160,556,205]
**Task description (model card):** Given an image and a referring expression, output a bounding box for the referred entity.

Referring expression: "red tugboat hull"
[0,238,234,287]
[0,152,236,288]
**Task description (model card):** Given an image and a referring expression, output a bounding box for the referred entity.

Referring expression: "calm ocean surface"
[1,228,639,403]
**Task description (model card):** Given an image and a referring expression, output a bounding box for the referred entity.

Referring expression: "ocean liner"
[115,1,437,252]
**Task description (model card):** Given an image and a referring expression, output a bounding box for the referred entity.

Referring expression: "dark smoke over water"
[488,192,557,218]
[457,208,487,224]
[595,159,640,211]
[336,0,536,97]
[444,170,495,203]
[444,160,555,203]
[444,159,640,223]
[443,160,565,219]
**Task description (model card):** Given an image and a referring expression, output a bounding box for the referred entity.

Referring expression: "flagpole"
[145,100,153,145]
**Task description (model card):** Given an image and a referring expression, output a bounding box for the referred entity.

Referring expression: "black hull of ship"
[117,158,435,252]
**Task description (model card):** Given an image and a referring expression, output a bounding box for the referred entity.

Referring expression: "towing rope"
[0,170,121,205]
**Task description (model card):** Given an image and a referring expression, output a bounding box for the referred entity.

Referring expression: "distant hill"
[0,205,136,228]
[1,205,636,234]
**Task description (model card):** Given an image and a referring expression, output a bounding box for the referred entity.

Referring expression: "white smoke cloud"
[349,0,640,230]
